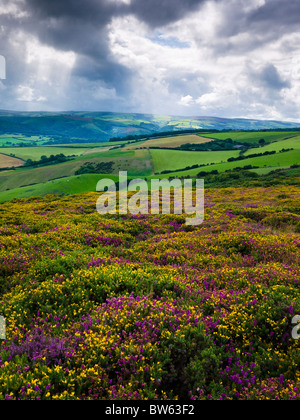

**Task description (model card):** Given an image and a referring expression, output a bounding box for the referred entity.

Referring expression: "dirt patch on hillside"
[0,154,24,168]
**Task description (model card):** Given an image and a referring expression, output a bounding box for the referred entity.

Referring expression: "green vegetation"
[0,134,52,147]
[0,185,299,400]
[0,126,299,202]
[201,131,300,146]
[0,111,298,144]
[1,114,300,401]
[151,149,240,173]
[196,166,300,188]
[155,149,300,179]
[24,154,72,168]
[0,146,91,161]
[178,138,246,151]
[75,161,115,175]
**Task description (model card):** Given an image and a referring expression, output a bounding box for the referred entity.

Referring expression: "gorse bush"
[0,185,299,400]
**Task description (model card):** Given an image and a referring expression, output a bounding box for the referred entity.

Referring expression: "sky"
[0,0,300,121]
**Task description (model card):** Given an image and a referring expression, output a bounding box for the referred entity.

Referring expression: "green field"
[0,134,51,147]
[0,148,153,193]
[201,131,300,145]
[0,129,299,201]
[0,173,130,203]
[0,146,98,161]
[244,135,300,155]
[125,134,213,149]
[151,149,240,173]
[153,149,300,178]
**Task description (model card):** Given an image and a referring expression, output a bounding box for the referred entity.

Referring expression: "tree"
[25,159,33,166]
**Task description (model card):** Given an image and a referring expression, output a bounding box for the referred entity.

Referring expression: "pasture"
[151,149,240,173]
[0,129,299,199]
[201,131,300,145]
[0,146,94,161]
[154,149,300,178]
[0,154,24,169]
[128,134,213,149]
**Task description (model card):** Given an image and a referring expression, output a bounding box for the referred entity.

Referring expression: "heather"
[0,185,299,400]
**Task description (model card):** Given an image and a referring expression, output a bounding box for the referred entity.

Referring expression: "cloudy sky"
[0,0,300,120]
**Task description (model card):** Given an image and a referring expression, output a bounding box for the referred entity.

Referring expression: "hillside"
[0,186,299,400]
[0,129,299,202]
[0,111,299,144]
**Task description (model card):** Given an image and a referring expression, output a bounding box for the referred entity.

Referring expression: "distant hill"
[0,110,299,144]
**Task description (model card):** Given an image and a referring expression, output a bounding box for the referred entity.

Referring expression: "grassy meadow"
[201,131,300,145]
[0,129,299,201]
[151,149,240,173]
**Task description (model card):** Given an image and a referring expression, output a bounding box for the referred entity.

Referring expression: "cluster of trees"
[2,142,37,148]
[75,161,114,175]
[109,129,217,143]
[227,150,276,163]
[156,162,213,176]
[279,148,294,153]
[0,166,16,173]
[24,154,71,167]
[177,138,249,152]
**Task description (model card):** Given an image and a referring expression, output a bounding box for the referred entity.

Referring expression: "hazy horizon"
[0,108,300,125]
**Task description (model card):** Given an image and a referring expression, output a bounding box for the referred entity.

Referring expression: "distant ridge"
[0,110,298,143]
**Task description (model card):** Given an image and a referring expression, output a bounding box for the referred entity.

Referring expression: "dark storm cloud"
[129,0,208,27]
[213,0,300,55]
[0,0,299,118]
[24,0,208,28]
[6,0,207,92]
[24,0,118,23]
[22,0,209,42]
[21,0,118,55]
[258,64,290,91]
[248,0,300,28]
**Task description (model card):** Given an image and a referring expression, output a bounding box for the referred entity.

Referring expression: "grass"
[0,129,299,201]
[0,161,84,192]
[0,146,95,161]
[0,173,130,203]
[151,149,240,173]
[201,131,300,145]
[126,134,213,149]
[0,148,152,193]
[244,135,300,155]
[0,134,51,147]
[152,149,300,178]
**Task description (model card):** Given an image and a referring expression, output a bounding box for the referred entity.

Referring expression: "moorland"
[0,112,299,400]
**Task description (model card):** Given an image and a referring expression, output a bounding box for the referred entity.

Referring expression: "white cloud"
[1,0,300,120]
[0,0,29,19]
[178,95,195,107]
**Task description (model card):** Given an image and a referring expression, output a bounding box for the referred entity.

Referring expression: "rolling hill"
[0,128,299,203]
[0,110,299,144]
